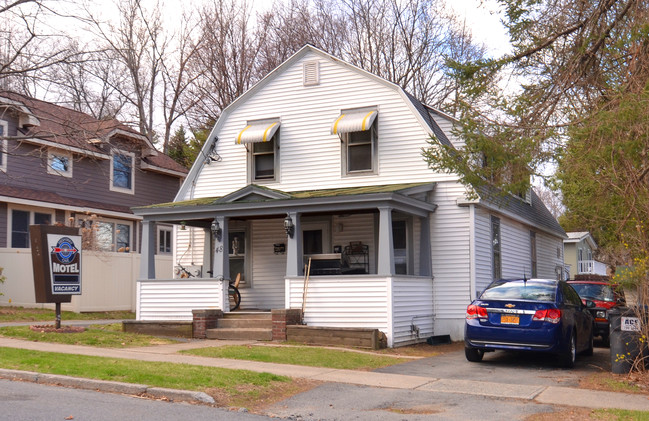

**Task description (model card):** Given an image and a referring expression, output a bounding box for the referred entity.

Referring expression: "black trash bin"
[609,307,648,374]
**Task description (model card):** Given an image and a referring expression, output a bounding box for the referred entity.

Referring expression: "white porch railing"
[286,275,434,347]
[136,278,228,321]
[577,260,608,276]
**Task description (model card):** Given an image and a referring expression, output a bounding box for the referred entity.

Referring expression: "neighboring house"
[564,232,609,279]
[0,91,188,310]
[133,45,566,345]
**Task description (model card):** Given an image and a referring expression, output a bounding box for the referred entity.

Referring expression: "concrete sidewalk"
[0,336,648,411]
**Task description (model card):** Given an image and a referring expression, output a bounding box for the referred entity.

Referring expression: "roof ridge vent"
[303,60,320,86]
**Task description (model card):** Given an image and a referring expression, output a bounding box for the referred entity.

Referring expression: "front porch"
[133,183,438,347]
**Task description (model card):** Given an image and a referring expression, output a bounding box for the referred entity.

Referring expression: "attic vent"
[303,61,320,86]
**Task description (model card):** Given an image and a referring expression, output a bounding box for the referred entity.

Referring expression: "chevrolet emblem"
[505,304,516,308]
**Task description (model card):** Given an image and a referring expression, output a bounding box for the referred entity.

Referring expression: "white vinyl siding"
[174,227,206,276]
[537,232,564,279]
[474,208,493,296]
[392,277,434,346]
[429,182,471,322]
[186,51,458,201]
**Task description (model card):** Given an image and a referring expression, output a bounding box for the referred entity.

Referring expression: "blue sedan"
[464,279,594,368]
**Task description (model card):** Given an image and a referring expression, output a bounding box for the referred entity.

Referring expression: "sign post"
[30,225,82,328]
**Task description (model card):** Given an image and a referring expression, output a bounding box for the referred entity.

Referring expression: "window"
[11,208,52,248]
[332,108,378,176]
[110,150,135,194]
[251,134,277,181]
[158,226,172,254]
[79,217,131,252]
[0,120,7,172]
[491,216,501,280]
[530,231,537,278]
[47,149,72,177]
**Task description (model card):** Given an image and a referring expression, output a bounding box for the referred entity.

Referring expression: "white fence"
[0,248,172,313]
[577,260,609,276]
[136,278,228,321]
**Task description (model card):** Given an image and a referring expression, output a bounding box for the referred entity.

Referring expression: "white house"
[564,232,609,278]
[133,45,566,346]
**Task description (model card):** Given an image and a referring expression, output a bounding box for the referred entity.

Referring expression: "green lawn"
[0,347,292,405]
[0,306,134,322]
[596,409,649,420]
[182,345,406,370]
[0,324,178,347]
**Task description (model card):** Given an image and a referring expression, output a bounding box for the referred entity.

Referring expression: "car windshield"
[480,280,556,302]
[570,284,616,302]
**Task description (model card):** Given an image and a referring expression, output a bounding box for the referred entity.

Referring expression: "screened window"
[111,150,134,193]
[491,216,501,280]
[251,136,277,181]
[343,125,376,174]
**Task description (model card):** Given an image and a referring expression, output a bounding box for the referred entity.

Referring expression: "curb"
[0,368,215,405]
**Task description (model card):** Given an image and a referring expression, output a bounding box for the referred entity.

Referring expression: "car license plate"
[501,315,519,325]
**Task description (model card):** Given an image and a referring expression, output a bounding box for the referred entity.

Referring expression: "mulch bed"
[29,325,85,333]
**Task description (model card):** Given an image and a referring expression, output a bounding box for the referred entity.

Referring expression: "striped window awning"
[331,110,377,135]
[235,120,280,144]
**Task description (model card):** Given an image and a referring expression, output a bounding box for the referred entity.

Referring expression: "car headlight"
[595,310,607,319]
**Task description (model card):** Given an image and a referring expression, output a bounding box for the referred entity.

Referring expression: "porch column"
[377,207,394,276]
[286,211,302,277]
[139,219,156,279]
[212,216,229,279]
[419,215,432,277]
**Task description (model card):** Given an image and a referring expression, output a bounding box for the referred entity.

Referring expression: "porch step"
[206,311,273,341]
[206,328,272,341]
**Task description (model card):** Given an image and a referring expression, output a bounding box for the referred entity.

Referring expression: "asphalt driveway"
[375,339,611,388]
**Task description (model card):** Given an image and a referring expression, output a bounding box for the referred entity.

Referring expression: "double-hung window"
[110,150,135,194]
[0,120,7,172]
[332,108,378,175]
[235,119,280,182]
[158,226,172,254]
[11,208,52,248]
[79,217,131,252]
[47,148,73,177]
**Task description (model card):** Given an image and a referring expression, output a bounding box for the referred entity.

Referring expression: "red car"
[568,280,625,345]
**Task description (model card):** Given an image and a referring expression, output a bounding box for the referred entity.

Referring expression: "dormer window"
[110,149,135,194]
[235,119,280,183]
[47,148,72,177]
[331,108,378,176]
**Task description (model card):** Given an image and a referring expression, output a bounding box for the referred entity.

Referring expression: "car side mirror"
[585,300,596,308]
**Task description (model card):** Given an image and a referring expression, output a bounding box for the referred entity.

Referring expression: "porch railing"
[577,260,608,276]
[136,278,228,321]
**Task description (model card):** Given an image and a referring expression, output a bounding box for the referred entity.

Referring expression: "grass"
[0,324,178,347]
[182,345,406,370]
[0,306,134,322]
[597,409,649,420]
[0,346,302,408]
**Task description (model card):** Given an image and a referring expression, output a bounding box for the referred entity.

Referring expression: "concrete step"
[217,318,273,329]
[223,312,272,320]
[206,328,272,341]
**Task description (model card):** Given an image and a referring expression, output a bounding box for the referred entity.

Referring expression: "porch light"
[284,214,294,238]
[180,221,187,231]
[211,219,222,241]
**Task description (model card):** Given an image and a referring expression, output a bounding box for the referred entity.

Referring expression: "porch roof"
[132,182,437,222]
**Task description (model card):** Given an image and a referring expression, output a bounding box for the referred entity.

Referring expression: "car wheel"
[465,347,484,362]
[560,331,577,368]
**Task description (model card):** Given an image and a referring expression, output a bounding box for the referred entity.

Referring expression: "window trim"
[47,148,73,178]
[76,215,132,252]
[9,205,54,248]
[0,120,8,172]
[248,129,279,183]
[110,149,135,194]
[341,120,378,177]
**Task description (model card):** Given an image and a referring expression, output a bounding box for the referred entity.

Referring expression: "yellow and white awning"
[235,120,280,144]
[331,110,377,135]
